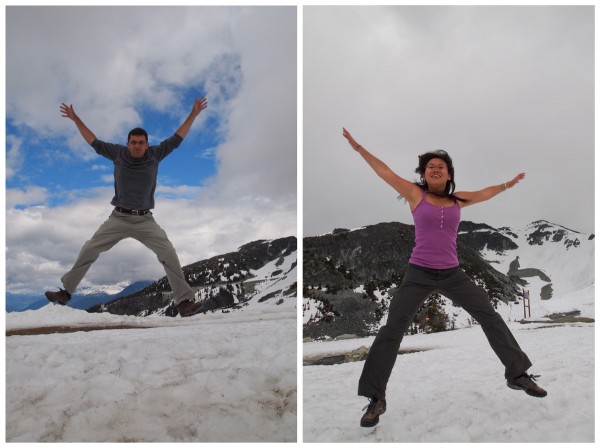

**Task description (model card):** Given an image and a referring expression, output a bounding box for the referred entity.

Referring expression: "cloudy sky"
[304,6,594,237]
[6,6,296,294]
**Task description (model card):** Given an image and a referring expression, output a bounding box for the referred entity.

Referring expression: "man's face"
[128,135,149,159]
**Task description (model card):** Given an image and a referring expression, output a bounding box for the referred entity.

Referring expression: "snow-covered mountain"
[7,281,154,312]
[480,220,593,298]
[303,220,594,338]
[450,219,594,329]
[90,236,297,317]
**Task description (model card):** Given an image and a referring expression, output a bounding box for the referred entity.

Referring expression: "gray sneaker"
[45,289,71,306]
[360,397,386,427]
[507,373,548,397]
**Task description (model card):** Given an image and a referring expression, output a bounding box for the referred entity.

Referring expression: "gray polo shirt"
[92,133,183,210]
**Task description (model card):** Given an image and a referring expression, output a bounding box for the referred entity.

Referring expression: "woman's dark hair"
[128,127,148,143]
[414,149,467,202]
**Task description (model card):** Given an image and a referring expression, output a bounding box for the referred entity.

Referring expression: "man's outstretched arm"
[60,103,96,145]
[175,97,208,140]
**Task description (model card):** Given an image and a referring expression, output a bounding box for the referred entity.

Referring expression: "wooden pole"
[523,289,531,319]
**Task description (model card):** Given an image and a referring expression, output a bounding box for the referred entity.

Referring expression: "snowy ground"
[6,300,297,443]
[303,320,594,442]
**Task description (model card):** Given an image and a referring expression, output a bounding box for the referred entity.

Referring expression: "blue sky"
[5,6,297,294]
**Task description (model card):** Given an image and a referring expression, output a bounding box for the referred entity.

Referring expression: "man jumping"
[45,97,208,317]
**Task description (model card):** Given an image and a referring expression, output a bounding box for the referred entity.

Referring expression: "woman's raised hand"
[508,172,526,188]
[342,128,360,151]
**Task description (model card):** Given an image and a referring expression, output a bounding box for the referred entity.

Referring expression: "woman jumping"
[342,128,547,429]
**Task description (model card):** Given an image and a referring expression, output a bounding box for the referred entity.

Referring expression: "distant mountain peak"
[525,220,584,247]
[528,219,583,234]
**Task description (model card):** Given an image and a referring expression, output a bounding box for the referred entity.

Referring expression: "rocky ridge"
[303,220,593,340]
[89,236,297,317]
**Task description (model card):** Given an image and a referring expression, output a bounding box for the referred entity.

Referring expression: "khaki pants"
[358,264,533,400]
[61,209,194,305]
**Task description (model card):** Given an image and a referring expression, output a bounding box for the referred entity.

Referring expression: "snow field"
[303,321,594,442]
[6,302,297,443]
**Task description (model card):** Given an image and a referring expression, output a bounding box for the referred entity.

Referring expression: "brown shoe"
[360,397,386,427]
[507,373,548,397]
[177,299,205,317]
[45,289,71,306]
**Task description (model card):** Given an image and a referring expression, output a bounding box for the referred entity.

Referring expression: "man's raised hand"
[60,103,77,121]
[175,97,208,139]
[192,97,208,117]
[59,102,96,145]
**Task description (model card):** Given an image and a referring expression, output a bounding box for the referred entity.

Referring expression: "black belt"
[115,206,151,216]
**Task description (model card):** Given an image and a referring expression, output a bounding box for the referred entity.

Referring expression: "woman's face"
[423,157,451,187]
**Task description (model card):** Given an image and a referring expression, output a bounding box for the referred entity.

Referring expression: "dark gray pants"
[358,264,532,400]
[61,209,195,305]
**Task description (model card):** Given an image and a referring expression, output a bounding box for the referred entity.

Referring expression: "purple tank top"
[409,191,460,269]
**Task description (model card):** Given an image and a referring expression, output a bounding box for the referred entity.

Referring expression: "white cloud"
[6,136,23,180]
[303,6,594,236]
[210,7,297,202]
[5,6,297,294]
[6,191,296,294]
[6,186,49,209]
[90,165,109,171]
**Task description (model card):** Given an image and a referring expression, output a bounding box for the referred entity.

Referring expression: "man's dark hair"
[128,127,148,143]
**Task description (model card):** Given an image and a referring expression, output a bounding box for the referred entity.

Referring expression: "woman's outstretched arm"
[455,173,525,207]
[343,128,422,207]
